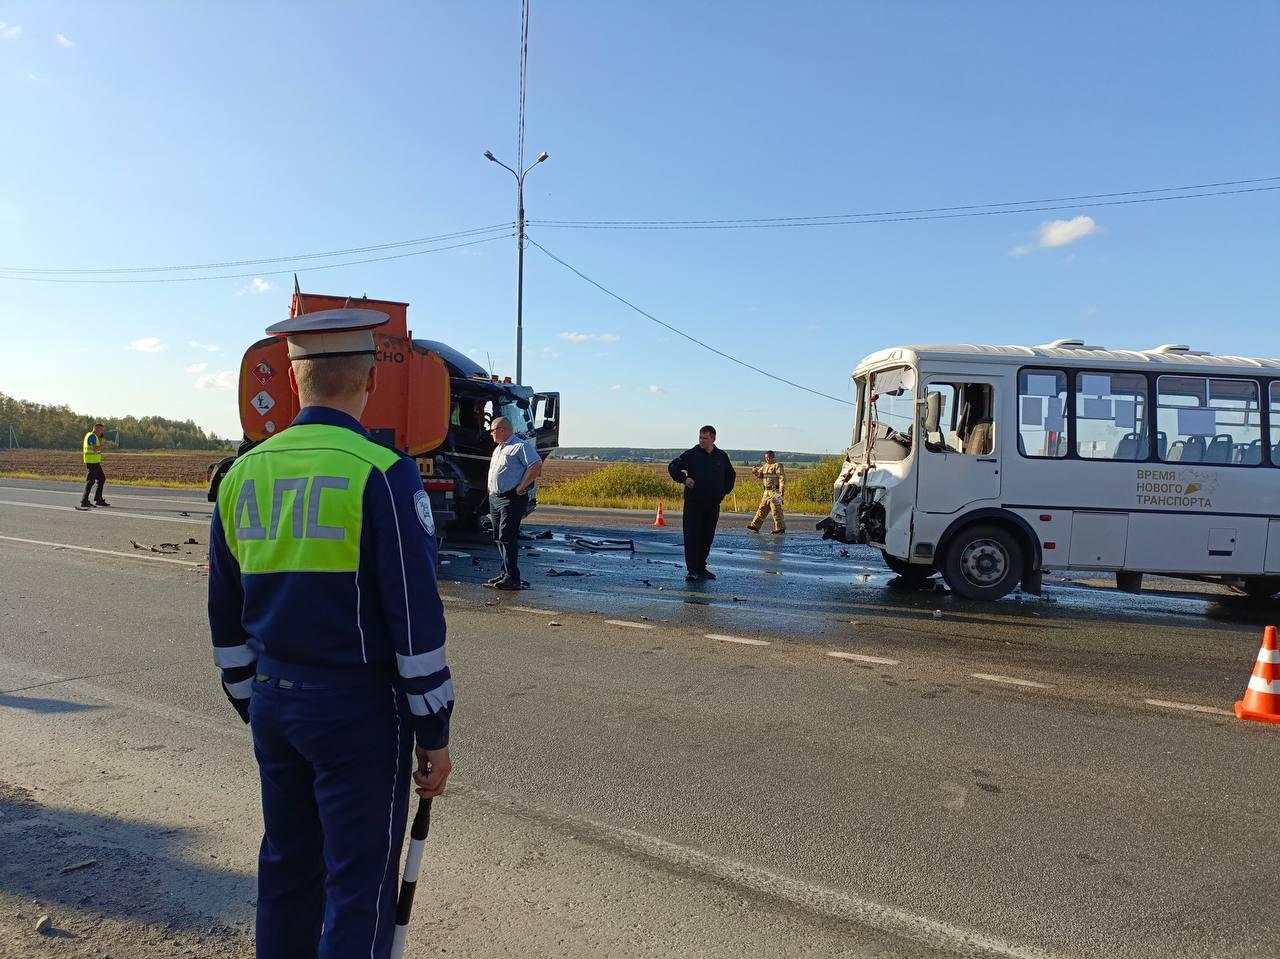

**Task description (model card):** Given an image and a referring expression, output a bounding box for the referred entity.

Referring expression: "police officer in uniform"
[208,309,454,959]
[78,423,110,509]
[747,450,785,534]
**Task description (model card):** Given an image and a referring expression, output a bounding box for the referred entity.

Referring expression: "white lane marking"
[1143,698,1235,717]
[605,619,655,630]
[0,499,207,527]
[510,605,558,615]
[0,484,207,507]
[828,651,900,666]
[706,633,770,647]
[0,534,202,568]
[459,784,1057,959]
[970,672,1053,690]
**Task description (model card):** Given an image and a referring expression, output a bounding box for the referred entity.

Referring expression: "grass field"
[0,449,841,515]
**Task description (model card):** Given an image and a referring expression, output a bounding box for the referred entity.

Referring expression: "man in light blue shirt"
[486,416,542,590]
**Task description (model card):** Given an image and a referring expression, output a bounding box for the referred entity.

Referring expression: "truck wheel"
[881,550,935,584]
[940,524,1024,601]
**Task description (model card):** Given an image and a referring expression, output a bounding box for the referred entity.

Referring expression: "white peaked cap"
[265,308,390,360]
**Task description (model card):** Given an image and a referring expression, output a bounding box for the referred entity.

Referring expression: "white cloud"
[189,339,220,352]
[27,73,42,82]
[195,370,237,390]
[184,362,209,374]
[558,332,621,344]
[0,22,22,40]
[539,347,561,359]
[128,336,164,353]
[236,277,275,296]
[54,33,74,47]
[1010,215,1100,256]
[610,383,623,392]
[647,384,665,395]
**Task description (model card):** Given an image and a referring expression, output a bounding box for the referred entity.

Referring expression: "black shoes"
[685,568,716,582]
[94,500,111,507]
[701,568,716,580]
[493,579,524,591]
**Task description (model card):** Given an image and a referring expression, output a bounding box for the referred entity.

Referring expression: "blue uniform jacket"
[207,406,453,749]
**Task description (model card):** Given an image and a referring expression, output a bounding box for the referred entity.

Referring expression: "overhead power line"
[526,236,855,408]
[0,222,515,276]
[0,233,514,285]
[530,175,1280,230]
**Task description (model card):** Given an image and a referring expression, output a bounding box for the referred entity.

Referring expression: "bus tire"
[1239,576,1280,600]
[940,523,1024,601]
[881,550,935,584]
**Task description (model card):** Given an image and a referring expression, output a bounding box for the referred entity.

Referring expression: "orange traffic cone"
[1235,625,1280,725]
[653,502,666,527]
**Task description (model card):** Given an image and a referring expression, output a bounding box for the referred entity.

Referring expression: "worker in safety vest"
[747,450,785,534]
[207,308,454,957]
[78,422,110,509]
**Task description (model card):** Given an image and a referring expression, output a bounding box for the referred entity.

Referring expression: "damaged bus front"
[818,360,919,568]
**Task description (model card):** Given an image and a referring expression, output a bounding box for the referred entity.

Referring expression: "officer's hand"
[414,746,451,798]
[684,478,695,489]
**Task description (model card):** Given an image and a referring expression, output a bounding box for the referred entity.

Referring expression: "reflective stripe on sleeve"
[396,648,448,678]
[406,678,455,717]
[213,644,256,669]
[223,676,254,700]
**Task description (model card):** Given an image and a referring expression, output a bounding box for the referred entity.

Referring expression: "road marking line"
[0,499,207,526]
[828,651,900,666]
[706,633,770,646]
[510,605,558,615]
[970,672,1053,689]
[0,484,207,507]
[605,619,655,630]
[0,534,201,568]
[460,784,1057,959]
[1144,698,1234,717]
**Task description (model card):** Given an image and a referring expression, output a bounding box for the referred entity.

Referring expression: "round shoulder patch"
[413,489,436,537]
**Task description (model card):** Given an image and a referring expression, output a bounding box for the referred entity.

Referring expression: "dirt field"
[0,449,649,488]
[0,449,218,485]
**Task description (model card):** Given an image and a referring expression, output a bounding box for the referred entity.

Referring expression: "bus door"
[917,379,1002,514]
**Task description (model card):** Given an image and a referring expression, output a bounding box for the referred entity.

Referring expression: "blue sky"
[1,2,1276,452]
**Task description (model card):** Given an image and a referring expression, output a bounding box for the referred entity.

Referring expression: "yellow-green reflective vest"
[83,431,102,464]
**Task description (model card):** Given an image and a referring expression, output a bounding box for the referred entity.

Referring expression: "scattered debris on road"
[35,914,52,934]
[572,537,635,552]
[130,540,181,554]
[546,569,586,577]
[59,859,97,875]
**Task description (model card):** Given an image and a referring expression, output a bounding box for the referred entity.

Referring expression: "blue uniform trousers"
[249,675,412,959]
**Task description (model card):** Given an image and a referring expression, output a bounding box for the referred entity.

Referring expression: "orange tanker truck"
[207,287,560,529]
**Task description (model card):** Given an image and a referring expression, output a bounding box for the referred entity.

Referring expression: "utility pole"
[484,149,548,385]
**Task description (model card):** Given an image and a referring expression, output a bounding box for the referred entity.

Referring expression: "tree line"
[0,393,228,450]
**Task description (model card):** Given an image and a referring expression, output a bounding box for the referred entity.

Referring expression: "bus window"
[871,367,916,440]
[1157,376,1261,465]
[1017,369,1067,458]
[1272,383,1280,466]
[1075,371,1148,460]
[924,381,995,455]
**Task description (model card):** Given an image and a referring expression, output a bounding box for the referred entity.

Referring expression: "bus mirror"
[924,392,942,433]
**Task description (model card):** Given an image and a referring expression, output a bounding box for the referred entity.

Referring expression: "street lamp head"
[483,150,497,162]
[536,152,549,163]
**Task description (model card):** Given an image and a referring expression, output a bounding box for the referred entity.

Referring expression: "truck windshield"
[494,400,533,435]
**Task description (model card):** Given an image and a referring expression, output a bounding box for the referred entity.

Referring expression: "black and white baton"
[390,797,433,959]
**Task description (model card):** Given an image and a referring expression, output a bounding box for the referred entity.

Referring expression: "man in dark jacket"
[668,425,736,582]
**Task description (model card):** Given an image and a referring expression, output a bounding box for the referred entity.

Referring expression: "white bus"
[818,340,1280,601]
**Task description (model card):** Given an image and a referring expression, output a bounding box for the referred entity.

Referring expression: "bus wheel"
[881,550,935,584]
[1238,576,1280,600]
[941,524,1024,601]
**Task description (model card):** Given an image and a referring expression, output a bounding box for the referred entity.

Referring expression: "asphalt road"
[1,478,1278,958]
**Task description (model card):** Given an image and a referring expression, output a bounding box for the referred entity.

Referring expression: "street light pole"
[484,149,548,386]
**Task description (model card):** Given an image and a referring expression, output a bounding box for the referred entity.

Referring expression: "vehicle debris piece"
[131,540,181,554]
[572,537,635,552]
[546,569,586,577]
[59,859,97,875]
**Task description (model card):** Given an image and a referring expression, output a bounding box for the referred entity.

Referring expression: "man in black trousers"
[668,425,736,582]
